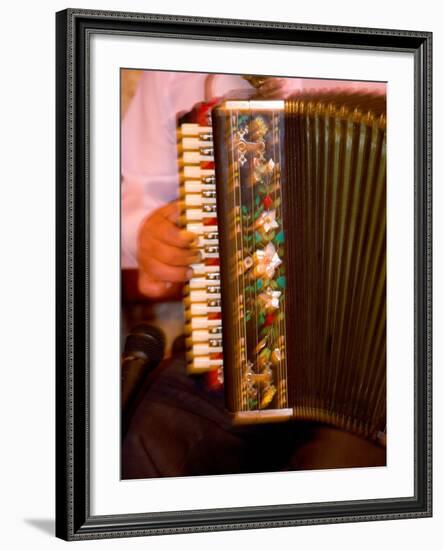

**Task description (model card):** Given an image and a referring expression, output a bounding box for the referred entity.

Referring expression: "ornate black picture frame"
[55,8,432,541]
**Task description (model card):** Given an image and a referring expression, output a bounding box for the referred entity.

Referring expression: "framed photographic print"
[55,8,432,541]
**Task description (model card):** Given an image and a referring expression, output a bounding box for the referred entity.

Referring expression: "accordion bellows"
[181,90,386,442]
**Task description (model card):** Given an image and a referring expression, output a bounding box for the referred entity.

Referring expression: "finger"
[140,213,197,249]
[154,216,198,248]
[138,272,172,299]
[261,89,287,99]
[144,201,181,227]
[158,201,182,223]
[144,203,197,247]
[259,78,284,92]
[144,256,193,283]
[140,238,200,267]
[259,79,289,99]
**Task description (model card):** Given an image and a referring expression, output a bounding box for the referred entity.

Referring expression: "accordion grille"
[283,95,386,439]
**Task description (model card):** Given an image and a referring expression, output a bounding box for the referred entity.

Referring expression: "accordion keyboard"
[178,123,224,381]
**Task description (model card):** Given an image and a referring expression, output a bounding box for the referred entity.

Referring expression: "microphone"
[121,324,165,413]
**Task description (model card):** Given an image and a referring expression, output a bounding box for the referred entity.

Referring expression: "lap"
[122,357,385,479]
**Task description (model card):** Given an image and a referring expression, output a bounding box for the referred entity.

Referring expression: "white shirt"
[121,71,251,267]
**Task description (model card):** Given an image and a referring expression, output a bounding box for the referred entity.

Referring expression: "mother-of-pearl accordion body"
[178,90,386,442]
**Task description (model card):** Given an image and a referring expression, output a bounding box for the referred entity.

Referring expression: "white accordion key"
[192,357,223,369]
[182,137,214,150]
[184,209,204,221]
[179,120,223,375]
[190,263,219,276]
[184,207,217,221]
[188,274,219,289]
[186,223,218,235]
[180,123,212,136]
[184,166,215,179]
[184,181,216,193]
[183,151,214,164]
[188,330,210,343]
[185,195,216,207]
[190,302,221,315]
[190,316,222,330]
[187,329,222,343]
[201,246,219,258]
[191,344,223,356]
[196,236,218,247]
[188,277,207,289]
[189,289,221,302]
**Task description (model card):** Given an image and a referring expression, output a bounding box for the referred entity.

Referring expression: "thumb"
[138,272,173,299]
[159,201,182,224]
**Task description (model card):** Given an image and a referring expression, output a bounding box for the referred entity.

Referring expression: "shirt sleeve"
[121,71,180,268]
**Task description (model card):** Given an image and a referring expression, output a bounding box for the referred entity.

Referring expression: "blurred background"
[121,69,185,357]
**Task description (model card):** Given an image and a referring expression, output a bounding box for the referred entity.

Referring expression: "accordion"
[178,88,386,442]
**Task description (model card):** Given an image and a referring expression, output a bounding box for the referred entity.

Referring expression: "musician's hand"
[257,78,302,99]
[136,201,199,299]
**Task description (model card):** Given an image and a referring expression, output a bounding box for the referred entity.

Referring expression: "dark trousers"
[122,357,385,480]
